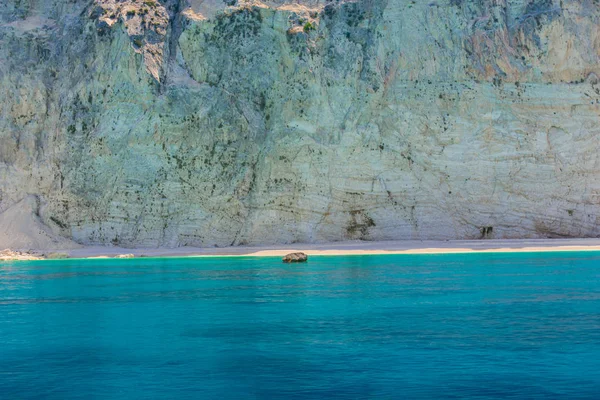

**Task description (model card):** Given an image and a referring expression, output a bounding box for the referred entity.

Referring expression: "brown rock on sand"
[282,252,308,263]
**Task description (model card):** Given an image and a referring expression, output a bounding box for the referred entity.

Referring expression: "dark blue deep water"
[1,252,600,399]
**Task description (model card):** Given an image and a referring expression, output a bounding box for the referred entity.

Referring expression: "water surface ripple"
[1,253,599,399]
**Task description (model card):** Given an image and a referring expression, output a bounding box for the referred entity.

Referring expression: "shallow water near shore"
[1,252,599,399]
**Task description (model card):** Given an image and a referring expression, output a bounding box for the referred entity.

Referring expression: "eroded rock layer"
[1,0,600,247]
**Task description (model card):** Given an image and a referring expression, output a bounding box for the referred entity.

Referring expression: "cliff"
[1,0,600,249]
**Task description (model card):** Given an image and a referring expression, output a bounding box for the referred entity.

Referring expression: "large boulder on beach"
[283,252,308,263]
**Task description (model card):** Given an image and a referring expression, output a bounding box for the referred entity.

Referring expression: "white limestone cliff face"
[1,0,600,248]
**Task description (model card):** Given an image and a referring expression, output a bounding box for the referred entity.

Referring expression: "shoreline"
[4,238,600,261]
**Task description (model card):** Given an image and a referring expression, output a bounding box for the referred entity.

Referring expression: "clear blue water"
[1,252,599,399]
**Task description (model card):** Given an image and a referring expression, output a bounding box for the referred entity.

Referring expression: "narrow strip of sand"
[50,238,600,259]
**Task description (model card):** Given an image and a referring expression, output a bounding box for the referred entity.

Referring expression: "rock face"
[1,0,600,248]
[283,252,308,263]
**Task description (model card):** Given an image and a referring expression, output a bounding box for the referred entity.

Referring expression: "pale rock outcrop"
[1,0,600,249]
[0,249,42,261]
[115,253,135,258]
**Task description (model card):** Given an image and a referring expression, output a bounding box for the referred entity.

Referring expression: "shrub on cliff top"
[303,21,315,33]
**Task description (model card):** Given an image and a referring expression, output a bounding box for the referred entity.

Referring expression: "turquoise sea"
[1,252,599,399]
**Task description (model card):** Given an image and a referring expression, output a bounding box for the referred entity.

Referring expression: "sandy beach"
[27,238,600,260]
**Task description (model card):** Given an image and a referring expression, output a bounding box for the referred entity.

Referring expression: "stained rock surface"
[1,0,600,248]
